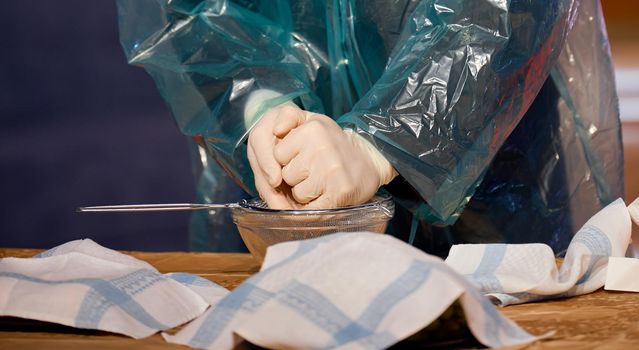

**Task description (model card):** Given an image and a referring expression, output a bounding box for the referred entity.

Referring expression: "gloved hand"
[247,101,309,209]
[273,113,398,209]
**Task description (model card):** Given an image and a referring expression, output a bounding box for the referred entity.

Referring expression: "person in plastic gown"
[117,0,623,257]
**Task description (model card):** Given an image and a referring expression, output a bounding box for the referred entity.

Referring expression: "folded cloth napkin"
[630,198,639,224]
[164,232,536,350]
[628,198,639,257]
[445,198,632,306]
[0,239,228,338]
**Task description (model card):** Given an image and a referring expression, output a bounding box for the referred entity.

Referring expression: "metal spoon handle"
[77,203,239,213]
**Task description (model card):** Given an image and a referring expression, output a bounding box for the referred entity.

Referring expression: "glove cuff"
[243,89,284,130]
[349,131,398,187]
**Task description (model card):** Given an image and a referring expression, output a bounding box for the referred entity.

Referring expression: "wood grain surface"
[0,248,260,290]
[500,290,639,349]
[2,248,639,349]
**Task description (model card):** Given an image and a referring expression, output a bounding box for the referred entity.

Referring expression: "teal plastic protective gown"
[117,0,623,256]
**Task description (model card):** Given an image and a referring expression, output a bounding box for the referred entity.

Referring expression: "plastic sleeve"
[339,0,577,223]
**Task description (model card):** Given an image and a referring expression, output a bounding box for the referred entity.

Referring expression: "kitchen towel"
[0,239,227,338]
[164,232,536,350]
[446,198,633,306]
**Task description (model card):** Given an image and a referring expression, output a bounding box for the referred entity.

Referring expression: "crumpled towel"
[0,239,228,338]
[164,232,536,350]
[446,198,632,306]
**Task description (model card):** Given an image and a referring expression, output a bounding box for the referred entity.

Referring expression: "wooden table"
[1,249,639,349]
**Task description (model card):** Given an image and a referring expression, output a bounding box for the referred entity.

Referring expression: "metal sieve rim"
[236,193,393,217]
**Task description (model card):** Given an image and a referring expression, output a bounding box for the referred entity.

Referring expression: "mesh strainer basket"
[231,194,394,262]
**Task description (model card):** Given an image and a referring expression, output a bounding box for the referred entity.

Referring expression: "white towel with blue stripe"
[445,198,633,306]
[164,232,536,349]
[0,239,228,338]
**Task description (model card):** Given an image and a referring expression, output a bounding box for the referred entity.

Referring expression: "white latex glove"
[273,113,398,209]
[246,91,307,209]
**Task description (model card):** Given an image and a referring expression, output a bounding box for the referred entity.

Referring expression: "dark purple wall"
[0,1,195,251]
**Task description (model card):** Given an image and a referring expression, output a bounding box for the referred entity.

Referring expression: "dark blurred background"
[0,1,194,251]
[1,1,637,251]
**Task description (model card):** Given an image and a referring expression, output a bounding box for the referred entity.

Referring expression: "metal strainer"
[78,194,394,263]
[232,194,394,262]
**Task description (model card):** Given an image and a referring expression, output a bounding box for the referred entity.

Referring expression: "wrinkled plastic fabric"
[117,0,623,254]
[187,140,248,251]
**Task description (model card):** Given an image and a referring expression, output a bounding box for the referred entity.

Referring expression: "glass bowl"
[231,194,394,262]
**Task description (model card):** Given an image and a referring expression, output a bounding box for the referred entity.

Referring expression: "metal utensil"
[77,203,239,213]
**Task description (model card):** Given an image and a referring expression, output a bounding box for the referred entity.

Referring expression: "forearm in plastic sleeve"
[339,0,578,223]
[116,0,317,192]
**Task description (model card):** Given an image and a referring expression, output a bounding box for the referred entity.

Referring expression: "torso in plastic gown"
[117,0,623,256]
